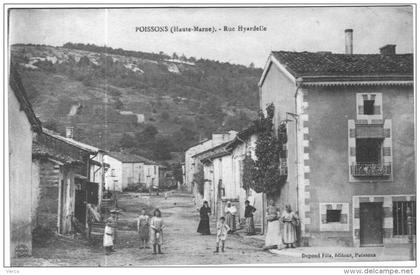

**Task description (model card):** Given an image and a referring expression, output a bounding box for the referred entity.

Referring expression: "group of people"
[265,200,299,249]
[103,198,299,255]
[196,199,299,252]
[103,208,166,255]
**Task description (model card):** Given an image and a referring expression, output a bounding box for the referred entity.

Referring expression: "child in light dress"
[103,218,115,255]
[150,208,165,254]
[137,209,150,249]
[214,216,230,253]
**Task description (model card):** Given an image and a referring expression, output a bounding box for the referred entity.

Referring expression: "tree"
[120,133,136,148]
[136,124,158,144]
[249,62,255,69]
[160,111,170,121]
[171,163,183,184]
[242,154,255,192]
[172,52,179,60]
[151,137,174,160]
[251,103,286,195]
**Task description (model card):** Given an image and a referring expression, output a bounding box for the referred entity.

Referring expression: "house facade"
[105,152,160,192]
[185,132,237,205]
[258,29,414,247]
[189,129,265,232]
[9,66,42,258]
[37,128,109,232]
[226,129,264,231]
[32,130,93,235]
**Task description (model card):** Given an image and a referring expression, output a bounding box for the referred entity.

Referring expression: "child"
[137,209,150,249]
[214,216,230,253]
[150,208,165,254]
[244,200,256,236]
[103,218,115,255]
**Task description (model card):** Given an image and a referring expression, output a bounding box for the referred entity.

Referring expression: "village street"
[12,191,414,266]
[12,191,283,266]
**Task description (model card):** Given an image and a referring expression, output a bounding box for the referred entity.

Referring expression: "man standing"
[244,200,256,236]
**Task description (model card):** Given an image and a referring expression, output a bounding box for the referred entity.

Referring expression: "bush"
[123,183,141,192]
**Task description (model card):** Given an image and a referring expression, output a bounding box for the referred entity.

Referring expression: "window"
[393,201,416,236]
[356,138,382,164]
[363,100,375,115]
[356,93,382,119]
[326,209,342,223]
[154,166,157,174]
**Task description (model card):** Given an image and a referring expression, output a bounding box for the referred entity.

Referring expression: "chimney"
[380,44,396,55]
[345,29,353,55]
[65,127,74,139]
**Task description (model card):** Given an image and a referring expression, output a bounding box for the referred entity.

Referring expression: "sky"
[9,6,413,67]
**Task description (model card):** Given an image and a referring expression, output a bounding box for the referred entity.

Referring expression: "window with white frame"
[320,203,349,231]
[356,93,383,120]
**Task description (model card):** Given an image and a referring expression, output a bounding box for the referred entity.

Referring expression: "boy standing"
[214,217,230,253]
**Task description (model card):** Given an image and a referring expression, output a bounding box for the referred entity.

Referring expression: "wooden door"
[360,202,384,246]
[74,179,86,226]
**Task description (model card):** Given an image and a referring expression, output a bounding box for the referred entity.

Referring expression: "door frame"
[359,202,384,247]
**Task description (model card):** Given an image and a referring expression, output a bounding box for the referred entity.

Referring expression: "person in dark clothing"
[197,201,211,235]
[244,200,256,235]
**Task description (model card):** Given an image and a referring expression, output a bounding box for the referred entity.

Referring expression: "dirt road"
[13,191,284,266]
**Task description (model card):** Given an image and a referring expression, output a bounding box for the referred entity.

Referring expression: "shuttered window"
[393,201,416,236]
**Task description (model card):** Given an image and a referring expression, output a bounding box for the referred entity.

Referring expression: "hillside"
[10,43,262,163]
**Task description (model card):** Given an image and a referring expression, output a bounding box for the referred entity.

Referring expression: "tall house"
[259,30,414,247]
[9,66,42,258]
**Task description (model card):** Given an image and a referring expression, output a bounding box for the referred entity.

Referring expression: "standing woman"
[264,199,281,250]
[150,208,165,254]
[137,209,150,249]
[224,201,237,233]
[281,204,300,248]
[197,201,211,235]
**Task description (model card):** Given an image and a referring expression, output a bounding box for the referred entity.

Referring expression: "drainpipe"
[294,77,304,245]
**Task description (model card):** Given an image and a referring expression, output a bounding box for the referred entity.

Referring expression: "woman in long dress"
[197,201,211,235]
[224,201,237,233]
[281,204,299,248]
[264,199,281,249]
[137,209,150,249]
[150,208,165,254]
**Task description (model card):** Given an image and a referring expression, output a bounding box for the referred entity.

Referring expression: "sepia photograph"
[3,3,416,270]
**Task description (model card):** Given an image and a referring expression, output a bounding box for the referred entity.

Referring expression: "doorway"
[74,178,86,226]
[360,202,384,246]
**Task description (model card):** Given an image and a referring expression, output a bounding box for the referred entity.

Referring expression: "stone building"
[258,29,414,247]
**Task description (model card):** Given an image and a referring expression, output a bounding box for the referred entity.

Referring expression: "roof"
[32,141,82,165]
[9,65,42,132]
[260,51,413,85]
[185,138,210,151]
[192,140,232,162]
[226,125,257,151]
[107,151,158,165]
[42,128,100,153]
